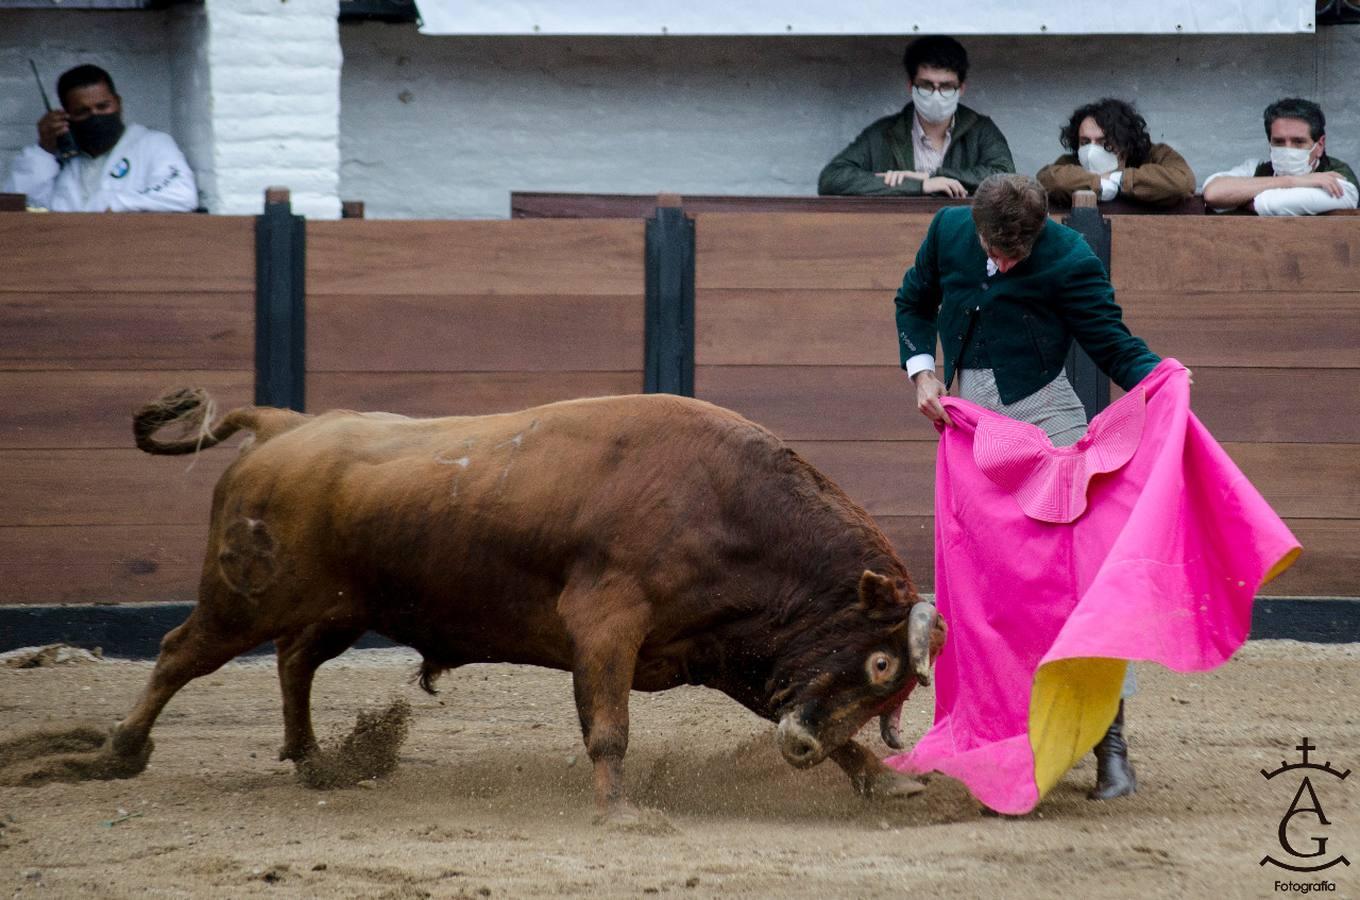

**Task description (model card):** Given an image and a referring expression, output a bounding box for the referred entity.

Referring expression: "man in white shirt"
[2,64,198,213]
[1202,98,1358,216]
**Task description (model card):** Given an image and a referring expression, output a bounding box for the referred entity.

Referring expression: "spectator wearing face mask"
[1036,98,1195,208]
[2,64,197,213]
[1202,98,1358,216]
[818,35,1015,198]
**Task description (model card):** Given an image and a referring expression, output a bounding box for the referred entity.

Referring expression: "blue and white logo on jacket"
[110,157,131,179]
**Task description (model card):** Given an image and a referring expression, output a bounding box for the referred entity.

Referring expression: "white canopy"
[415,0,1317,36]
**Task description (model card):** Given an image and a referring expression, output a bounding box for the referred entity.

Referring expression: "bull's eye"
[866,652,898,685]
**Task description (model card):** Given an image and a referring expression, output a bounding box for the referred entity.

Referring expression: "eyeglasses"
[913,83,959,100]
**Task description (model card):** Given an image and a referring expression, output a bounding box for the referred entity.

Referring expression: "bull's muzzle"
[775,714,825,769]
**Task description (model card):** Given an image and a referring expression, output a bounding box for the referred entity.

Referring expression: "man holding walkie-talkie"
[3,64,197,213]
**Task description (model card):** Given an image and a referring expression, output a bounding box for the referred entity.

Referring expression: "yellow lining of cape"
[1262,546,1301,586]
[1027,545,1302,802]
[1029,657,1126,800]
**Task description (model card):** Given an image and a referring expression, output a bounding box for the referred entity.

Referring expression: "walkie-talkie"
[29,60,80,162]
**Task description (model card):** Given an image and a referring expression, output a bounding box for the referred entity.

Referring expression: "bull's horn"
[907,602,938,686]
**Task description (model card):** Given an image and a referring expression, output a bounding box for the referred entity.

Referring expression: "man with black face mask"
[2,64,197,212]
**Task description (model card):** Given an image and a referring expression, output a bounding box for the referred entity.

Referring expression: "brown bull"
[97,389,942,819]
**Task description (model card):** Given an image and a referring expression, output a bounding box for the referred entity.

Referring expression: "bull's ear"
[858,569,899,609]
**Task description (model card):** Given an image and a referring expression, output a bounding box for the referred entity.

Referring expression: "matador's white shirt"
[2,123,198,213]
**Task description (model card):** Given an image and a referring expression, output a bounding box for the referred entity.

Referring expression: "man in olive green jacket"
[819,36,1014,197]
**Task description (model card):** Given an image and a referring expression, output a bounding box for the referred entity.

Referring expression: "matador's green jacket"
[894,206,1160,404]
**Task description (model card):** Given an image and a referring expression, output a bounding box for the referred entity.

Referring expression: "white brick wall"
[338,27,1360,219]
[170,4,213,210]
[204,0,342,218]
[3,12,1358,220]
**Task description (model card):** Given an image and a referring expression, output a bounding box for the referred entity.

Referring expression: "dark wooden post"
[254,186,306,410]
[1061,190,1112,421]
[643,193,695,396]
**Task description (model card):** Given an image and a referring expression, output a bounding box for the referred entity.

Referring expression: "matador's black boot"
[1089,700,1137,800]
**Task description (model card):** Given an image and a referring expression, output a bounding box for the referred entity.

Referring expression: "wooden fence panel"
[307,220,644,296]
[0,372,252,450]
[697,289,899,367]
[696,366,934,442]
[1119,291,1360,369]
[310,372,645,417]
[0,214,254,294]
[1111,216,1360,293]
[2,212,1354,603]
[306,218,648,422]
[0,526,208,605]
[0,214,256,606]
[0,292,253,370]
[695,213,932,290]
[2,450,235,528]
[309,293,643,373]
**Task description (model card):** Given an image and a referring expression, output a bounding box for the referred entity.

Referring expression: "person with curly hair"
[1037,98,1195,207]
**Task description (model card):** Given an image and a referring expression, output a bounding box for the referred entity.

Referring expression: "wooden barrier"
[1,207,1353,610]
[0,213,646,607]
[0,213,256,604]
[511,191,1208,218]
[1111,216,1360,595]
[304,218,646,416]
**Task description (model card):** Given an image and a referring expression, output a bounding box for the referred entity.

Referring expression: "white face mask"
[912,86,959,125]
[1078,143,1120,175]
[1270,143,1318,177]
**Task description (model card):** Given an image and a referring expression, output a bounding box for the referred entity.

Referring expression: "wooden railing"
[0,202,1354,605]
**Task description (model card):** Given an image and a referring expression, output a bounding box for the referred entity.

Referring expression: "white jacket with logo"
[1,122,198,212]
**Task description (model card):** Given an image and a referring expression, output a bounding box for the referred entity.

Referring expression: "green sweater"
[818,104,1015,196]
[895,206,1159,404]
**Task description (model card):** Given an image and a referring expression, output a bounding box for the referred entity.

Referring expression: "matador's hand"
[913,370,955,427]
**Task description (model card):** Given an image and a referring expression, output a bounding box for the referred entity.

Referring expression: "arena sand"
[1,641,1356,899]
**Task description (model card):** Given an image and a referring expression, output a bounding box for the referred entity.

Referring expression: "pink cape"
[885,359,1300,813]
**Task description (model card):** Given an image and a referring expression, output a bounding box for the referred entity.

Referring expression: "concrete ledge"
[0,598,1357,659]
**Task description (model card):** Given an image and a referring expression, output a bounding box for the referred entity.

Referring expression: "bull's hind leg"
[107,606,270,772]
[559,577,650,821]
[274,623,365,762]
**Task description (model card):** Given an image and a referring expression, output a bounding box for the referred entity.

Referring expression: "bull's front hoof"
[862,770,927,800]
[277,741,317,763]
[592,803,678,835]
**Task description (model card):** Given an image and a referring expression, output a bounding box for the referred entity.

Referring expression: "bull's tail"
[133,387,307,456]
